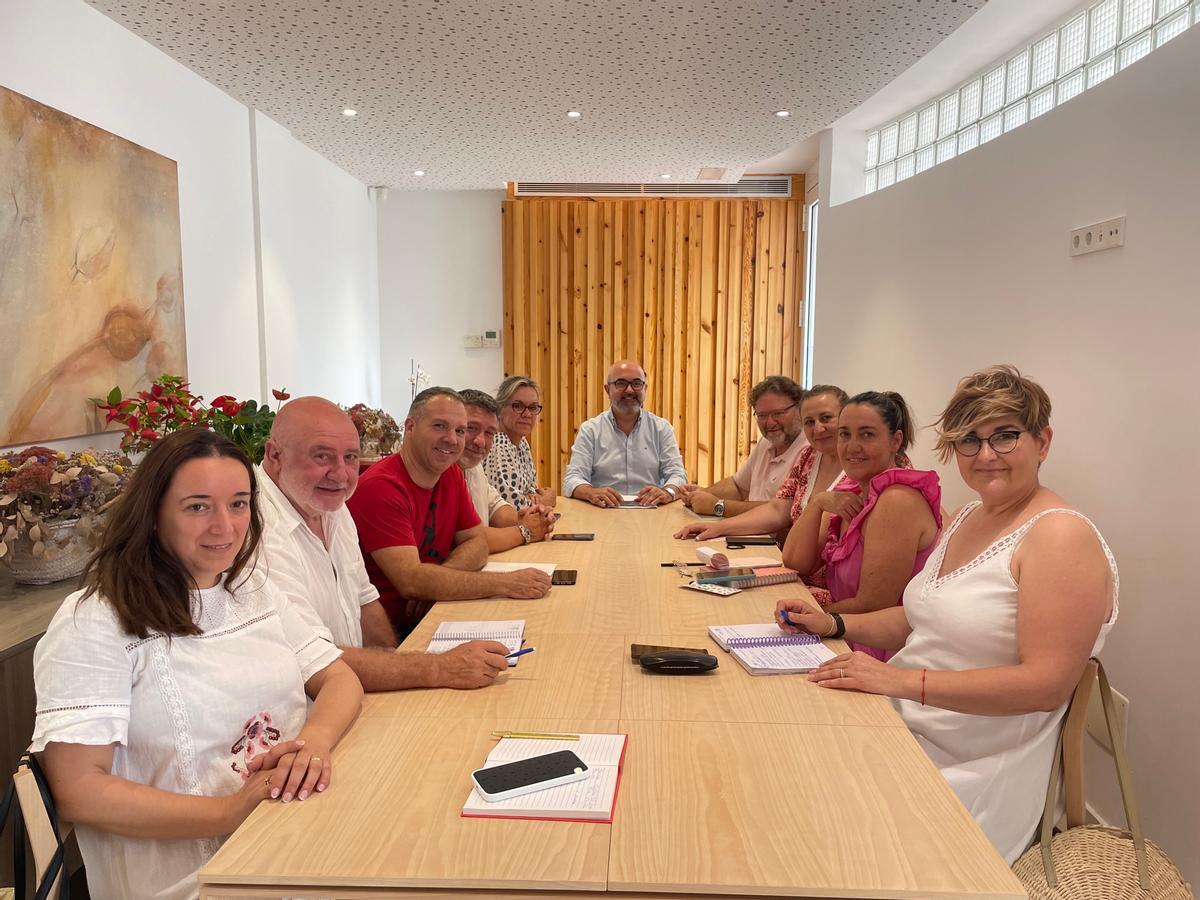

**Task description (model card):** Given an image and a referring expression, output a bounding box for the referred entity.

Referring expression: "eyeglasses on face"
[509,401,543,415]
[954,430,1025,457]
[754,402,797,422]
[608,379,646,391]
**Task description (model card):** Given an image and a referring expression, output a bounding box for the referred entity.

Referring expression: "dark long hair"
[80,428,263,638]
[844,390,917,458]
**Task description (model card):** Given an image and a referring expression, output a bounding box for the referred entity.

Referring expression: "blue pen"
[506,647,536,659]
[778,609,793,626]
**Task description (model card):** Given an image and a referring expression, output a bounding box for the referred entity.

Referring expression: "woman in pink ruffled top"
[781,391,942,660]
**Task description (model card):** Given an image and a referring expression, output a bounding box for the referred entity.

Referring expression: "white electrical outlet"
[1085,679,1129,755]
[462,334,483,349]
[1070,216,1125,257]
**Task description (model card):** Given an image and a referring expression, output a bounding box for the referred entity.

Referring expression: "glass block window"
[1087,52,1117,86]
[959,78,983,124]
[1031,34,1059,89]
[1058,68,1087,103]
[1089,0,1121,56]
[1029,85,1056,118]
[936,136,957,164]
[981,66,1006,116]
[1006,50,1031,103]
[862,0,1197,194]
[957,124,980,154]
[937,94,959,137]
[897,114,918,156]
[1123,0,1154,35]
[1119,31,1153,67]
[979,113,1003,144]
[1155,8,1189,42]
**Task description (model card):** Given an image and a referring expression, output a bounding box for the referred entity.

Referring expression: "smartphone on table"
[471,750,589,801]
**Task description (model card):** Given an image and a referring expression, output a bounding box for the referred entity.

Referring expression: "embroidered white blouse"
[31,576,341,900]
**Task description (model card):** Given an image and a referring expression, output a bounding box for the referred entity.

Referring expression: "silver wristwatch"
[713,498,726,517]
[518,524,533,544]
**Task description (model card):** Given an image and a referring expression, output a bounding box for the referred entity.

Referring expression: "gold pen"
[491,730,580,741]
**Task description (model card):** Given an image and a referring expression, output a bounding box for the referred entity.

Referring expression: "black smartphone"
[630,642,708,660]
[551,533,595,541]
[724,535,776,546]
[471,750,589,801]
[551,569,578,585]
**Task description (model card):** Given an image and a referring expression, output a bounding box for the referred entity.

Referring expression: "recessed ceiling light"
[413,170,425,177]
[566,110,582,118]
[342,107,357,117]
[659,173,671,180]
[775,110,790,118]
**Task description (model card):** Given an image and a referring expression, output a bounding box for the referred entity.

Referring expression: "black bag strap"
[6,752,70,900]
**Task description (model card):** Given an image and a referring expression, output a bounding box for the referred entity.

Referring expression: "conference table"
[199,499,1026,900]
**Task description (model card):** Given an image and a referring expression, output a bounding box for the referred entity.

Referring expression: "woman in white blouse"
[33,428,363,900]
[776,366,1118,864]
[483,374,555,508]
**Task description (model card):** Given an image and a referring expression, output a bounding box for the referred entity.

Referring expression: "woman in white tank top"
[776,366,1118,865]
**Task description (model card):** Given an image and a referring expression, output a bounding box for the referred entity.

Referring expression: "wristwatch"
[664,484,678,499]
[518,524,533,544]
[713,498,726,517]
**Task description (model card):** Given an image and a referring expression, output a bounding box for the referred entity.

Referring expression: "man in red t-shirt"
[347,387,552,636]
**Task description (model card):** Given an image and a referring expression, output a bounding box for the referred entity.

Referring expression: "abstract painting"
[0,85,186,446]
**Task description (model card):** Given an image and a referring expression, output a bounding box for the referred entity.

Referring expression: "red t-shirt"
[346,453,481,631]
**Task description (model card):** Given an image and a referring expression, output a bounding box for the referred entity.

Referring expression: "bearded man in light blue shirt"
[562,360,688,508]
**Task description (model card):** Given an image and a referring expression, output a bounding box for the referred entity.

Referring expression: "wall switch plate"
[462,334,483,348]
[1086,679,1129,754]
[1070,216,1125,257]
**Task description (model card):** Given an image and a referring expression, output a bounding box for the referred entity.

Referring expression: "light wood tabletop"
[200,498,1026,900]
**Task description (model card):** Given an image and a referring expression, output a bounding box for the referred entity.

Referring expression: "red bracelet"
[920,668,928,706]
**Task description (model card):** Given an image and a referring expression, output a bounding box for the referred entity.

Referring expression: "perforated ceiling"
[86,0,985,190]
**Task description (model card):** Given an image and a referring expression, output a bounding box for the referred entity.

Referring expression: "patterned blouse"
[483,431,538,509]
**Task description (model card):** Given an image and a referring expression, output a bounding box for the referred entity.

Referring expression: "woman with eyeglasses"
[484,374,556,509]
[780,390,941,660]
[776,366,1118,865]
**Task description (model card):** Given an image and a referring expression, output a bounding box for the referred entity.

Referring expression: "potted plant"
[0,446,133,584]
[94,375,288,464]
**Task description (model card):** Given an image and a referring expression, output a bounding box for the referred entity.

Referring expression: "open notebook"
[426,620,525,665]
[695,566,798,588]
[462,733,628,822]
[483,561,557,575]
[707,624,837,675]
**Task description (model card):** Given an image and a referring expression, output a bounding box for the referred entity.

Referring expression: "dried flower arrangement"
[346,404,401,459]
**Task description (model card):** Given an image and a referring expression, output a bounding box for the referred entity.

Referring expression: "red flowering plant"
[0,445,132,565]
[94,375,287,463]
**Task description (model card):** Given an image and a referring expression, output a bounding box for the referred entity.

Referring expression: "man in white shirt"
[679,375,807,518]
[258,396,509,690]
[562,359,688,507]
[457,389,554,551]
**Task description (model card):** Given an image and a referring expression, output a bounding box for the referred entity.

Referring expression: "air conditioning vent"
[514,176,790,198]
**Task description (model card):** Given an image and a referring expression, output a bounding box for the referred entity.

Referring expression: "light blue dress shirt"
[562,409,688,497]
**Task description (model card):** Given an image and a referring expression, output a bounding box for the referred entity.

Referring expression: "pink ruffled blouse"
[821,468,942,661]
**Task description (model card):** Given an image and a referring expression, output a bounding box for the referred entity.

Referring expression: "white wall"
[814,27,1200,880]
[0,0,381,452]
[376,190,506,419]
[254,111,381,406]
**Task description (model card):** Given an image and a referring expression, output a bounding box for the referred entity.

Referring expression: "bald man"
[562,360,687,507]
[258,396,509,690]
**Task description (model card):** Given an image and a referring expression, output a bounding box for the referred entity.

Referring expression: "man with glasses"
[457,388,556,550]
[679,376,807,518]
[562,360,687,508]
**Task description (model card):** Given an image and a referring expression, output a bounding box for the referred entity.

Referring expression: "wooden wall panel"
[502,187,806,492]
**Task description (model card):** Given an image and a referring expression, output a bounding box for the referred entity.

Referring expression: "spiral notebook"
[695,566,799,588]
[706,624,837,675]
[426,620,525,665]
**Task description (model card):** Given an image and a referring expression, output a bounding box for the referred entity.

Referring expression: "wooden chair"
[1060,658,1099,828]
[10,753,72,898]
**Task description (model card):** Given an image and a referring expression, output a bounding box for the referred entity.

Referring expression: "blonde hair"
[934,365,1051,464]
[496,375,540,407]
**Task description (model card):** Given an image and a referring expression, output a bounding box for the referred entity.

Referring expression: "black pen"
[660,561,705,567]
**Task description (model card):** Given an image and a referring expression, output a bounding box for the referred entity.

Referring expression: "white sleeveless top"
[890,503,1119,865]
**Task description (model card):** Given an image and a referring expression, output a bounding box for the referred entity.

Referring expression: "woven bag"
[1012,659,1193,900]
